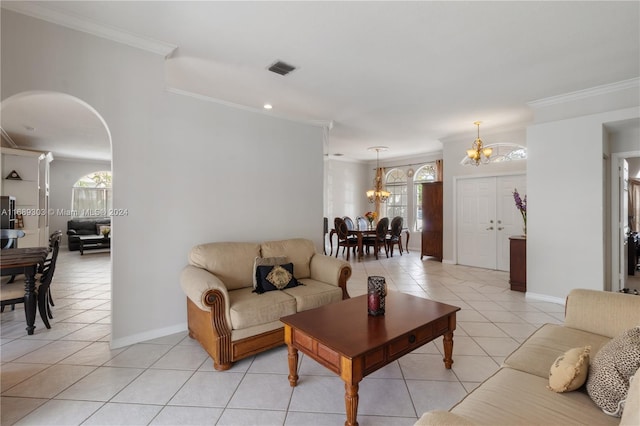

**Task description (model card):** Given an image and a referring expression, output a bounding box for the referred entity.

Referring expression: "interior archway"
[1,90,113,334]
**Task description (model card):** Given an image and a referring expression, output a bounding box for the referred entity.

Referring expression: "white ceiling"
[1,1,639,162]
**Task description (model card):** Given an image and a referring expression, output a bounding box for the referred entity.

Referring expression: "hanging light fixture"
[366,147,391,203]
[466,121,493,166]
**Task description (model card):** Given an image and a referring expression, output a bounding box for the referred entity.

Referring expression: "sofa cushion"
[261,239,315,279]
[68,218,110,236]
[450,367,619,426]
[282,279,343,312]
[228,287,296,330]
[255,263,300,293]
[548,346,590,392]
[586,326,640,416]
[253,256,288,289]
[189,242,260,291]
[503,323,611,379]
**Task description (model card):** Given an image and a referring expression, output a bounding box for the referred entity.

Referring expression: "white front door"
[457,175,526,271]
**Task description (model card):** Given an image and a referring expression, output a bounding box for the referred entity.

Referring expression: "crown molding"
[2,2,177,58]
[165,87,334,129]
[527,77,640,109]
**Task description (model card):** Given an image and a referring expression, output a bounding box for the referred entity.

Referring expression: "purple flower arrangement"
[513,189,527,227]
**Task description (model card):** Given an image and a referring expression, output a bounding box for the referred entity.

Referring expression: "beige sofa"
[180,238,351,370]
[416,289,640,426]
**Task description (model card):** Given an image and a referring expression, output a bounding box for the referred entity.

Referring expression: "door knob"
[486,226,494,230]
[498,227,504,230]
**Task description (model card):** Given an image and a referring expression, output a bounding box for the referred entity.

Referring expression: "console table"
[509,236,526,292]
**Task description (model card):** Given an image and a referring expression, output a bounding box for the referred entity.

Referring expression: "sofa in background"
[180,238,352,370]
[66,218,111,251]
[416,289,640,426]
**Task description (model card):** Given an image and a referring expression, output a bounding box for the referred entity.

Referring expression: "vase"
[367,276,387,316]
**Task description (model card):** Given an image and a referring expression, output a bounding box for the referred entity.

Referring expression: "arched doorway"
[1,90,113,332]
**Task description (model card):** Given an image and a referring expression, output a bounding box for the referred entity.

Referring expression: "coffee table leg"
[344,382,359,426]
[442,331,454,369]
[287,344,299,387]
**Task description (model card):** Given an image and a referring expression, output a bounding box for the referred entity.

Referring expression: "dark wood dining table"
[1,246,50,334]
[329,228,410,260]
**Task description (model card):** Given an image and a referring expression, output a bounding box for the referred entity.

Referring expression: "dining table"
[1,246,50,334]
[328,228,410,260]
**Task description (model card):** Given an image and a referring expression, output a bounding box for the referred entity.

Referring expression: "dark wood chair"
[1,229,25,250]
[343,216,356,231]
[334,217,358,261]
[42,231,63,310]
[1,229,26,287]
[356,216,368,231]
[364,217,389,259]
[387,216,404,257]
[1,231,62,326]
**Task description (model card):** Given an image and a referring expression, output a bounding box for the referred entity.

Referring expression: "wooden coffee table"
[281,292,460,426]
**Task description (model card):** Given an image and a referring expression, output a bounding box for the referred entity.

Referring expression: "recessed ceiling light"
[263,104,273,110]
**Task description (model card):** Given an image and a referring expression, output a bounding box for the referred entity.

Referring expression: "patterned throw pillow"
[548,346,591,392]
[252,256,287,289]
[586,326,640,417]
[254,263,300,294]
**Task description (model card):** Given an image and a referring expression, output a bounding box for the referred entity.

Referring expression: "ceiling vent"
[268,60,296,76]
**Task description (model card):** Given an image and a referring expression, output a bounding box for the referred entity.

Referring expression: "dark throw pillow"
[254,263,300,294]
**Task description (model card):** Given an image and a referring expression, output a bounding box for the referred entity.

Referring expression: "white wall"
[324,157,369,225]
[527,107,640,301]
[2,11,325,347]
[49,158,112,245]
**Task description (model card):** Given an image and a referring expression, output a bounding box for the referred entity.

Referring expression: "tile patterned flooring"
[1,248,566,425]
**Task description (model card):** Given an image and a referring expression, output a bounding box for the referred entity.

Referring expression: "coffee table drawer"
[388,317,452,358]
[292,328,341,373]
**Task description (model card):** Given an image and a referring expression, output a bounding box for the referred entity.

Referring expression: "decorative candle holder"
[367,276,387,316]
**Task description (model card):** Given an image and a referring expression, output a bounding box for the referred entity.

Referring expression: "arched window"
[414,164,437,231]
[72,171,112,217]
[385,168,407,225]
[460,143,527,165]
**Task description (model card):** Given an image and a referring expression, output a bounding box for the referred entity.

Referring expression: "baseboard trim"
[525,292,566,306]
[111,322,188,349]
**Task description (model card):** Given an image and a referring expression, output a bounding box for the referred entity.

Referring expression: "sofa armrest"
[180,265,231,327]
[309,254,352,299]
[564,289,640,338]
[415,410,476,426]
[67,229,78,236]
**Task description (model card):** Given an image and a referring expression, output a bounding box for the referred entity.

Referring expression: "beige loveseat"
[180,238,351,370]
[417,289,640,426]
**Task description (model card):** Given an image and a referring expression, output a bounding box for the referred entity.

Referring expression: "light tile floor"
[1,248,566,425]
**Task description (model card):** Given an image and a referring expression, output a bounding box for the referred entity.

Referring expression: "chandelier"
[466,121,493,166]
[366,147,391,203]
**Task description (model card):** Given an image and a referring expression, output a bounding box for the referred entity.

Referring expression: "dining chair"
[387,216,404,257]
[42,230,63,310]
[37,232,62,328]
[343,216,356,231]
[334,217,358,261]
[356,216,368,231]
[1,229,26,250]
[0,232,62,327]
[364,217,389,260]
[1,229,26,289]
